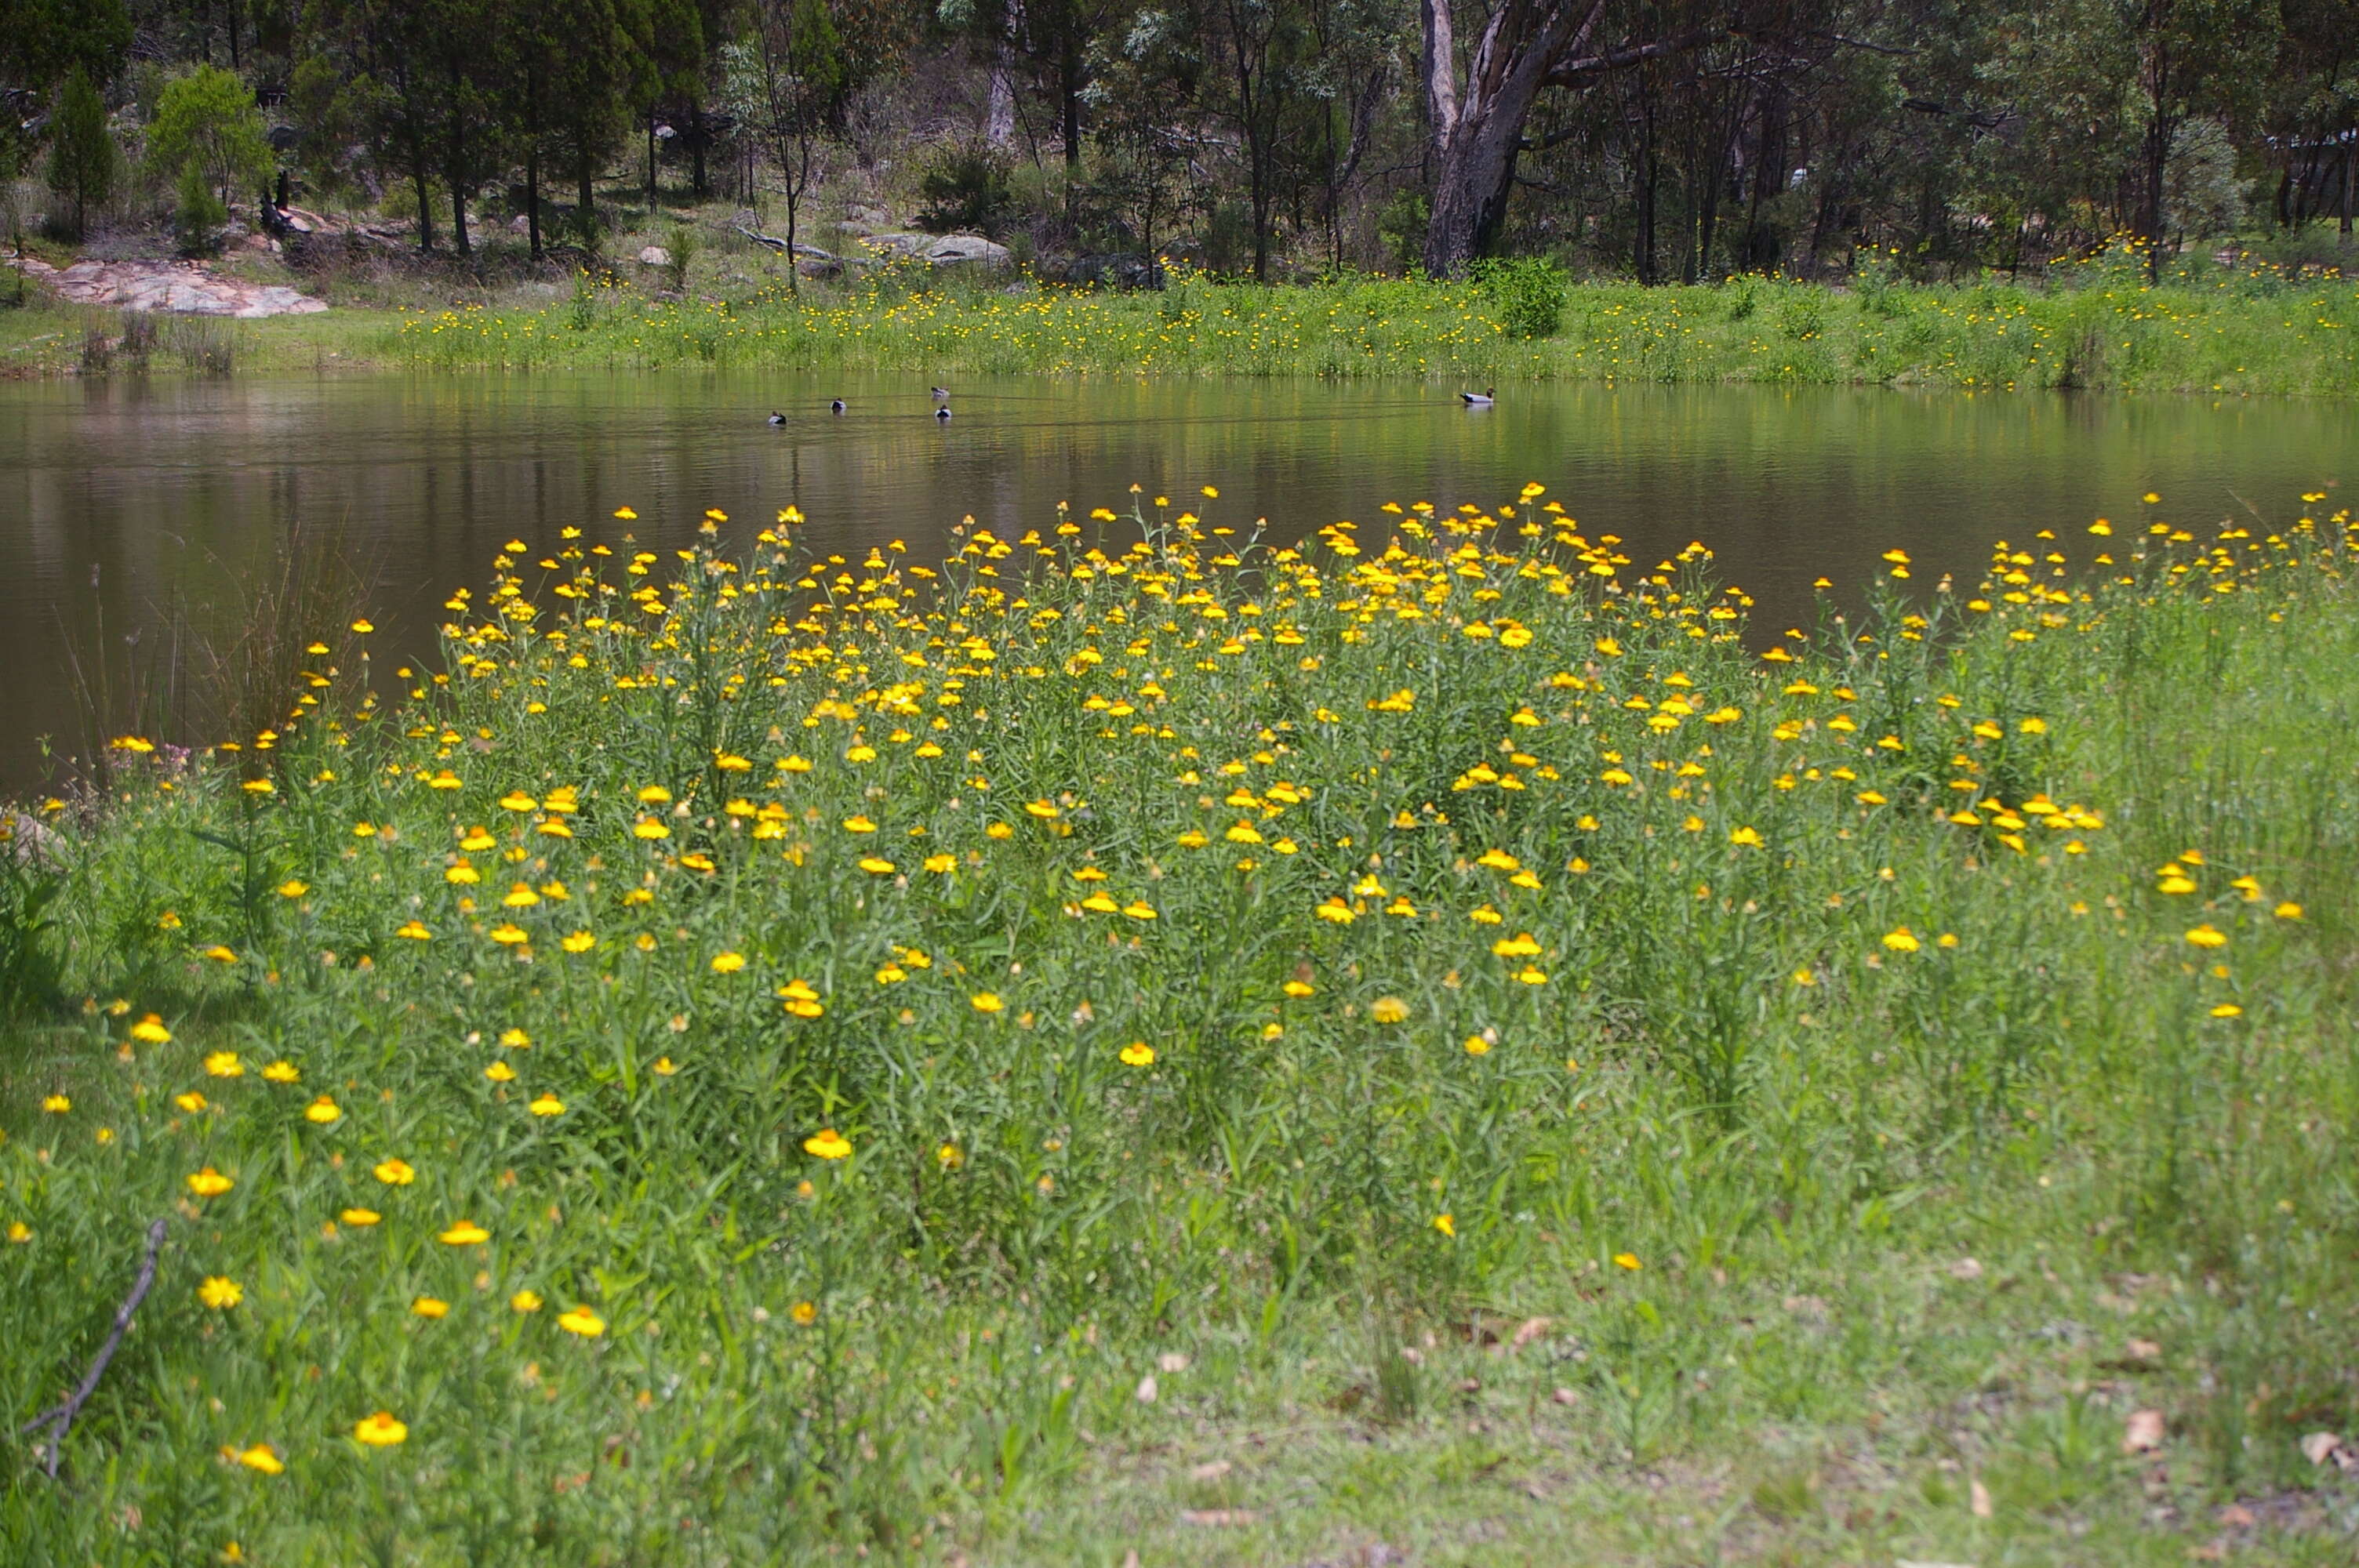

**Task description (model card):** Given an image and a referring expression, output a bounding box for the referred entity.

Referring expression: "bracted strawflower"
[970,992,1005,1014]
[438,1221,489,1246]
[198,1276,244,1309]
[1882,927,1922,953]
[1432,1213,1456,1238]
[374,1158,416,1185]
[803,1128,852,1160]
[341,1207,381,1227]
[232,1443,283,1475]
[790,1301,818,1325]
[1613,1252,1642,1271]
[1370,996,1409,1023]
[204,1051,243,1077]
[187,1167,234,1196]
[511,1290,543,1312]
[412,1296,449,1319]
[558,1305,606,1338]
[528,1094,565,1116]
[353,1412,408,1447]
[129,1014,171,1044]
[1119,1042,1155,1067]
[2185,924,2227,949]
[304,1095,342,1124]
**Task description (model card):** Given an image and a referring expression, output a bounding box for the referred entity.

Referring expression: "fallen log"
[730,224,873,265]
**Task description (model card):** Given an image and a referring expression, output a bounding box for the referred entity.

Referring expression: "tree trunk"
[1634,85,1659,284]
[527,141,542,259]
[987,26,1017,145]
[2135,14,2172,282]
[452,181,471,254]
[1420,0,1456,168]
[783,139,802,295]
[1419,0,1610,278]
[1423,103,1524,276]
[690,99,708,196]
[2139,110,2169,279]
[2342,131,2354,242]
[648,111,658,210]
[578,153,596,241]
[1061,35,1084,171]
[413,163,434,250]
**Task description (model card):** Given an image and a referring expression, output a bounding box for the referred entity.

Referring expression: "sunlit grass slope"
[3,481,2357,1564]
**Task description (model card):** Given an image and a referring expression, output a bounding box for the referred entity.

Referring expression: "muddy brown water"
[1,371,2352,793]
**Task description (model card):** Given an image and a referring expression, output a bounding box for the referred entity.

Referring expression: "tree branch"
[1806,31,1917,56]
[1543,28,1718,87]
[20,1220,169,1479]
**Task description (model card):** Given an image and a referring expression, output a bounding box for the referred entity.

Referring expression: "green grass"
[7,239,2357,393]
[2,482,2358,1564]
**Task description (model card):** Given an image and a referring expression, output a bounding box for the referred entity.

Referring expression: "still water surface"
[2,372,2353,791]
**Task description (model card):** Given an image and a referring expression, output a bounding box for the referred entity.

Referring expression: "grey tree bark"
[1419,0,1703,277]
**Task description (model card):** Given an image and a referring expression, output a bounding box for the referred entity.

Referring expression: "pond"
[2,371,2353,793]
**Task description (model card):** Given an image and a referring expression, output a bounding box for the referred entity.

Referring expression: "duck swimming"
[767,411,786,425]
[931,387,950,401]
[831,399,845,414]
[936,406,952,421]
[1461,388,1495,406]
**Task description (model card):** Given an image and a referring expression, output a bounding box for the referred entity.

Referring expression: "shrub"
[173,160,227,253]
[914,140,1014,237]
[1473,255,1568,338]
[44,67,118,241]
[663,222,697,292]
[144,64,272,201]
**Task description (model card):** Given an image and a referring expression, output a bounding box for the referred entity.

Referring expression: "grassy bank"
[2,481,2357,1565]
[8,252,2357,394]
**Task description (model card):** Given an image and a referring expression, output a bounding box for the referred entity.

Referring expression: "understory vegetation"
[8,228,2350,392]
[2,481,2357,1564]
[373,249,2359,393]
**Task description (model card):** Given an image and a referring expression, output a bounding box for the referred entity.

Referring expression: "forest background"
[1,0,2354,297]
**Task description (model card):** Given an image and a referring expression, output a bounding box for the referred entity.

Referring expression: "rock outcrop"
[9,257,328,318]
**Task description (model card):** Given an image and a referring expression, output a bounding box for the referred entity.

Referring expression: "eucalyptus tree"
[1417,0,1720,275]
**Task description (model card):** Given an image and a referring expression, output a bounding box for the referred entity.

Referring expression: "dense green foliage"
[374,256,2359,394]
[42,67,117,241]
[142,64,274,203]
[1,481,2355,1563]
